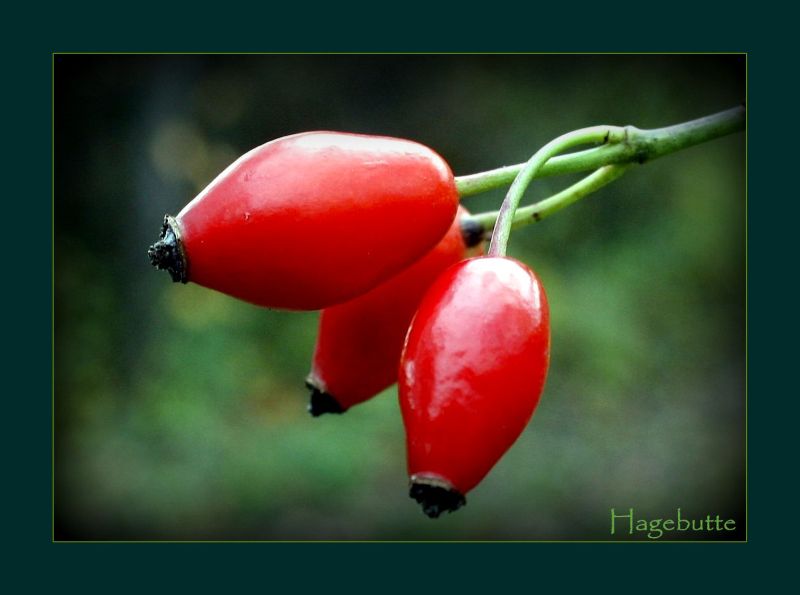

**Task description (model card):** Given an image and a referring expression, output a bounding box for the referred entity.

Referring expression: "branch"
[455,105,745,197]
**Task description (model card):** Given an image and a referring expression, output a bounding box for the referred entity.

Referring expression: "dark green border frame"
[30,9,771,581]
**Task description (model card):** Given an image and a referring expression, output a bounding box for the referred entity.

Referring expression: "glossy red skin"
[176,131,459,310]
[399,256,550,495]
[308,207,481,410]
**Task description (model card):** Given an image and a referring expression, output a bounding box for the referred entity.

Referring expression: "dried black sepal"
[148,215,188,283]
[305,378,346,417]
[409,479,466,518]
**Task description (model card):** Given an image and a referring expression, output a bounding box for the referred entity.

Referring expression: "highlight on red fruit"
[398,256,550,518]
[148,131,459,310]
[305,206,484,416]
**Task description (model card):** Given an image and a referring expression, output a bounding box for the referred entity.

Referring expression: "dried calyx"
[409,476,466,518]
[148,215,188,283]
[305,378,346,417]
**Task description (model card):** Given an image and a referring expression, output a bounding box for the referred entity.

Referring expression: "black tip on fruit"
[148,215,188,283]
[460,217,486,248]
[305,379,346,417]
[409,478,466,518]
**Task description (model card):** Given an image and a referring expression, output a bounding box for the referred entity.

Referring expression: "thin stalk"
[488,126,626,257]
[466,164,631,234]
[456,105,745,197]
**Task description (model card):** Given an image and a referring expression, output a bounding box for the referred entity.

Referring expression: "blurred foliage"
[54,54,745,540]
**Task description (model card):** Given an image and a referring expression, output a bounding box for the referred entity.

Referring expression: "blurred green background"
[54,54,745,540]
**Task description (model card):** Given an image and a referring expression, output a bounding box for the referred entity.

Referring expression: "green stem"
[466,164,631,234]
[456,105,745,197]
[488,126,627,257]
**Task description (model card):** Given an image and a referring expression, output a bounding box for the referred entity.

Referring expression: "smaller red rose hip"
[399,256,550,517]
[305,207,484,415]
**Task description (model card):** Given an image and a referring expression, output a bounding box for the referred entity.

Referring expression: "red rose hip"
[148,131,459,310]
[399,256,550,517]
[306,206,484,416]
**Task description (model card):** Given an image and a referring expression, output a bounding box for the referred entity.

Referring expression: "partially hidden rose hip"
[148,131,459,310]
[399,256,550,518]
[306,206,484,416]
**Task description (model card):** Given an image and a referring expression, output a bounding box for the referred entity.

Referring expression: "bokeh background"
[54,54,745,540]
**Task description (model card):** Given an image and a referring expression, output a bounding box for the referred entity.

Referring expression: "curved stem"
[488,126,626,257]
[466,164,631,234]
[456,105,745,198]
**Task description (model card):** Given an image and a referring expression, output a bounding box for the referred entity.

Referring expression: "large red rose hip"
[399,256,550,517]
[148,131,459,310]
